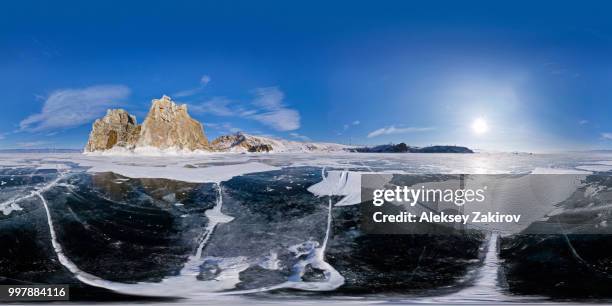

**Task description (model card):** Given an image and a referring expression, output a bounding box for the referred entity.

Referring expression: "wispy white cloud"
[289,132,311,141]
[19,85,130,132]
[252,87,285,109]
[252,108,300,131]
[190,86,301,131]
[579,119,589,125]
[174,74,211,98]
[191,97,235,116]
[602,133,612,140]
[367,125,434,138]
[352,120,361,125]
[205,122,242,134]
[250,87,300,131]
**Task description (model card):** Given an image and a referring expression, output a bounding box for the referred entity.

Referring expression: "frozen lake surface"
[2,152,612,304]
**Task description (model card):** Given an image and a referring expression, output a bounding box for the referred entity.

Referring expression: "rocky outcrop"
[210,133,273,152]
[85,95,209,152]
[247,144,274,152]
[136,96,209,150]
[85,109,140,152]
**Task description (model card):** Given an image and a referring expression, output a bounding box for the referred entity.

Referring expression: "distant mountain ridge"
[211,133,349,153]
[351,142,473,153]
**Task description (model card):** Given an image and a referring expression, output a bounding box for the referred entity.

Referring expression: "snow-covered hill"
[210,133,350,153]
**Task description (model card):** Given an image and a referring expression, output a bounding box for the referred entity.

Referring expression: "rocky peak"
[136,95,209,150]
[84,109,140,152]
[146,95,189,122]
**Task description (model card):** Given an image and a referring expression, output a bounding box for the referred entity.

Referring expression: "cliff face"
[136,95,209,150]
[85,109,141,152]
[85,95,209,152]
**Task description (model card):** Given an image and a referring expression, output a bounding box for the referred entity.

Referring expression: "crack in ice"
[36,181,243,297]
[1,172,67,215]
[29,165,346,298]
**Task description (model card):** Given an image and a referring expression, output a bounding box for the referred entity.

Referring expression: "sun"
[472,117,489,135]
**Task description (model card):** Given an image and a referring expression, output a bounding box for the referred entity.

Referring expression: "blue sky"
[2,0,612,152]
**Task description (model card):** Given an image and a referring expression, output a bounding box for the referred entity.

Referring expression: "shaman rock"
[136,95,209,150]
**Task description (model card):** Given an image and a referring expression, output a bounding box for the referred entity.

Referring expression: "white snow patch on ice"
[84,146,216,157]
[0,173,67,215]
[307,170,361,206]
[80,160,278,183]
[590,160,612,166]
[576,165,612,172]
[198,256,250,291]
[435,233,504,302]
[307,170,395,206]
[531,167,592,174]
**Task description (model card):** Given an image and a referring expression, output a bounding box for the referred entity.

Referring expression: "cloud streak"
[602,133,612,140]
[250,87,300,131]
[191,97,235,116]
[19,85,130,132]
[190,86,301,131]
[173,75,211,98]
[206,122,242,133]
[367,125,434,138]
